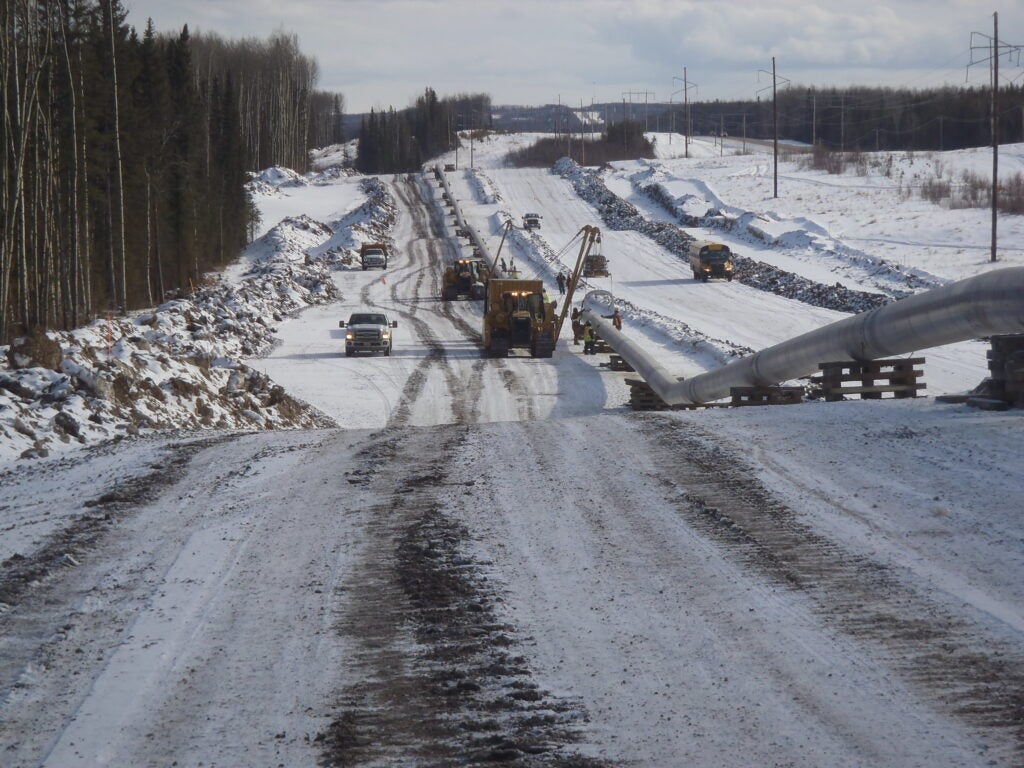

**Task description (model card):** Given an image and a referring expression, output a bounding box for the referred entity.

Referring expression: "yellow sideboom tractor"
[483,278,556,358]
[442,257,489,300]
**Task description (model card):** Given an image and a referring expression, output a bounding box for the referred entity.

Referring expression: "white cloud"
[124,0,1024,111]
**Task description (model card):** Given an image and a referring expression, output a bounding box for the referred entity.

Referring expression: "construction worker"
[571,307,583,345]
[612,309,623,331]
[583,322,596,355]
[556,272,567,295]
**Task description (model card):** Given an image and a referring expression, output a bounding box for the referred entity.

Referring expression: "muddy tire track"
[356,175,538,427]
[402,174,536,423]
[346,177,478,426]
[0,435,232,613]
[320,426,611,768]
[642,415,1024,763]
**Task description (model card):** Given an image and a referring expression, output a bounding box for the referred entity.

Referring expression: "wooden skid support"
[626,379,673,411]
[608,354,635,372]
[987,334,1024,406]
[812,358,926,402]
[729,386,804,407]
[625,379,720,411]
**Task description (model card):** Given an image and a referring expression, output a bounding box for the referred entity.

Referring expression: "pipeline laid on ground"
[434,166,492,264]
[580,267,1024,405]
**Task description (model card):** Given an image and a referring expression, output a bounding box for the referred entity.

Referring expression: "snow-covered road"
[1,156,1021,768]
[255,174,626,428]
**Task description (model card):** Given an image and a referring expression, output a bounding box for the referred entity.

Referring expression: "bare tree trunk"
[153,194,164,302]
[106,177,116,308]
[107,0,127,312]
[1,0,51,338]
[59,1,81,327]
[144,165,154,305]
[77,47,91,319]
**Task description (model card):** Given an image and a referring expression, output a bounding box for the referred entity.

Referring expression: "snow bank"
[555,157,893,315]
[631,166,937,296]
[0,179,397,465]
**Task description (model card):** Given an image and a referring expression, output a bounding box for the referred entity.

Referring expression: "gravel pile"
[555,158,893,314]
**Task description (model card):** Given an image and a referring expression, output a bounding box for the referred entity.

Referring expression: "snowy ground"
[1,136,1022,767]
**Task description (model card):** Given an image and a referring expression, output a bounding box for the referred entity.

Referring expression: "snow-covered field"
[1,134,1022,767]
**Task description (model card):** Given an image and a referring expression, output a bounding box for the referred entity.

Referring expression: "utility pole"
[623,91,655,130]
[685,67,692,158]
[622,96,627,149]
[581,99,585,165]
[991,13,999,264]
[758,58,788,198]
[970,13,1023,263]
[812,93,816,146]
[720,115,724,156]
[672,69,697,158]
[773,58,778,197]
[840,94,846,152]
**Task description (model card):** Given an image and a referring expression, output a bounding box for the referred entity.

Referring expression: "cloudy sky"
[125,1,1024,113]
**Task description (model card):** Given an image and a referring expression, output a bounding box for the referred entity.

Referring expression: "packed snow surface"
[1,133,1021,768]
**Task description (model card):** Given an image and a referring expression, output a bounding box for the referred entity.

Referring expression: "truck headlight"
[381,332,390,340]
[725,263,733,270]
[345,332,354,340]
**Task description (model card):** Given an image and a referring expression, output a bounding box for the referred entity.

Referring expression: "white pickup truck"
[522,213,542,229]
[359,243,389,270]
[339,312,398,357]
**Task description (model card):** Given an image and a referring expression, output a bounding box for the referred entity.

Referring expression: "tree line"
[641,84,1024,153]
[190,31,344,173]
[1,0,345,344]
[507,120,654,167]
[356,88,491,173]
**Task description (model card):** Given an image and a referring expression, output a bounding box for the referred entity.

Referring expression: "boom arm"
[489,219,514,276]
[555,225,601,339]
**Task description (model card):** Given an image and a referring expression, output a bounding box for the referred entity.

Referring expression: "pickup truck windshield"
[349,314,386,325]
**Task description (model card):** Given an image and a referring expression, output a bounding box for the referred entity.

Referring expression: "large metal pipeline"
[581,267,1024,405]
[434,166,492,263]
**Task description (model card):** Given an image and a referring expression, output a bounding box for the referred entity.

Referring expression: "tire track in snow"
[642,416,1024,763]
[389,177,482,426]
[321,425,609,767]
[413,173,537,422]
